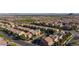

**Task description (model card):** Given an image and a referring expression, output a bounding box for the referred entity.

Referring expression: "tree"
[19,34,27,40]
[46,29,54,35]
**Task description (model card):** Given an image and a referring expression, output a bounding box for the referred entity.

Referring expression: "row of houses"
[40,35,59,46]
[14,26,41,36]
[0,21,42,40]
[6,26,41,40]
[34,30,67,46]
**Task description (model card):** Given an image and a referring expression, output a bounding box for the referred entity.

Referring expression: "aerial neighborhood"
[0,14,79,46]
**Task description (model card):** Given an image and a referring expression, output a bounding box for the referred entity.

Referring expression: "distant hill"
[0,13,79,16]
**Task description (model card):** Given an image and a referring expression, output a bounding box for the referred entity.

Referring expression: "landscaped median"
[60,32,73,46]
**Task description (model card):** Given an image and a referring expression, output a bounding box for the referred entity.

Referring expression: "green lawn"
[0,34,5,37]
[14,19,35,23]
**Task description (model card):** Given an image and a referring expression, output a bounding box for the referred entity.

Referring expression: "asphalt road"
[70,31,79,39]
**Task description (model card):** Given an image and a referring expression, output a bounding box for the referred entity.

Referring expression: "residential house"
[29,29,41,36]
[49,35,59,42]
[8,28,27,37]
[40,35,59,46]
[40,37,54,46]
[26,32,33,39]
